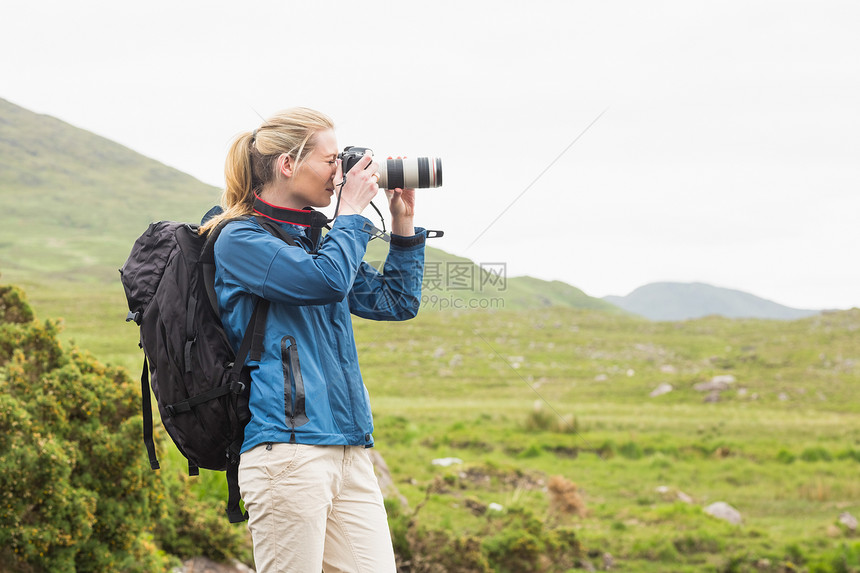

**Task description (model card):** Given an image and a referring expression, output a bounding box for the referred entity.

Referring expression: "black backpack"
[120,215,294,522]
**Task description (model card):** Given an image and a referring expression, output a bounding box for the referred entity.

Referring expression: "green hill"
[366,240,617,313]
[0,97,225,364]
[0,97,612,364]
[0,97,217,272]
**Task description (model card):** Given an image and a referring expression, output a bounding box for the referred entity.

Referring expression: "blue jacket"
[213,214,425,453]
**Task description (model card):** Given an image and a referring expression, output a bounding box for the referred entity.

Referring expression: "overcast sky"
[2,0,858,309]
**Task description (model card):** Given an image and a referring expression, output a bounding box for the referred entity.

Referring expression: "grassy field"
[357,307,860,571]
[14,279,860,571]
[4,209,858,571]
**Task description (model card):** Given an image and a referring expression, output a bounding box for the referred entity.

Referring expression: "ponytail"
[200,131,257,234]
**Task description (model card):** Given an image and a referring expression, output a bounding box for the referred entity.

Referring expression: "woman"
[202,107,425,572]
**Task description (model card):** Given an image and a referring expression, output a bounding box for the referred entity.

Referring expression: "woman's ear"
[278,153,294,178]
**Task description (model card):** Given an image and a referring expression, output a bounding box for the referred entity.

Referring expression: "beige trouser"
[238,442,397,573]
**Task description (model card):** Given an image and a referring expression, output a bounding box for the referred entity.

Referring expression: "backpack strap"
[225,458,246,523]
[140,355,160,470]
[254,216,298,248]
[232,297,270,375]
[224,297,269,523]
[200,220,232,319]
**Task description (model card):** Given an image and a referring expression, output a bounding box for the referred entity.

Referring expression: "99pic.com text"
[419,261,507,310]
[420,294,505,311]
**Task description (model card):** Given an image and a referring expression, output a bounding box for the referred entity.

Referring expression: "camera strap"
[252,194,331,253]
[252,194,330,229]
[331,177,390,243]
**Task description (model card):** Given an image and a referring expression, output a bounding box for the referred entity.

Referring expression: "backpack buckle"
[229,380,246,394]
[165,401,191,417]
[226,443,242,464]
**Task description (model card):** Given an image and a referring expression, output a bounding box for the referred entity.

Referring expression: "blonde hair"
[200,107,335,234]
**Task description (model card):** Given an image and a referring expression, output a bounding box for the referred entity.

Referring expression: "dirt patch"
[458,464,546,491]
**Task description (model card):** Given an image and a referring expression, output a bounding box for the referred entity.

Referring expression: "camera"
[339,146,443,189]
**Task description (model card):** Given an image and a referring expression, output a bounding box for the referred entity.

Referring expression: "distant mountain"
[0,97,612,324]
[604,282,820,321]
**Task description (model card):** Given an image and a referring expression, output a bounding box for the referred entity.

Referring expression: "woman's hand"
[386,187,416,219]
[385,156,416,236]
[335,153,379,217]
[387,187,416,236]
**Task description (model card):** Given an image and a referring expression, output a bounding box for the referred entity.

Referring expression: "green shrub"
[673,530,725,554]
[619,441,644,460]
[632,537,680,562]
[385,498,413,565]
[0,285,34,323]
[785,542,807,565]
[657,445,680,458]
[396,477,582,572]
[836,449,860,463]
[806,542,860,573]
[597,440,617,458]
[523,404,578,434]
[0,284,250,571]
[800,447,833,462]
[524,405,555,432]
[407,529,492,572]
[483,508,581,573]
[823,542,860,573]
[720,553,754,573]
[519,443,544,459]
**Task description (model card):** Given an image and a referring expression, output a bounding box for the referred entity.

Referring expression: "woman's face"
[286,128,339,208]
